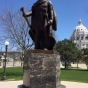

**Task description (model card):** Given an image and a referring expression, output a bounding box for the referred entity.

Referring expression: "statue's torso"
[31,1,49,29]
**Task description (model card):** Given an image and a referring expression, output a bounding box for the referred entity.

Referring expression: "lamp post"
[20,52,24,66]
[1,41,9,81]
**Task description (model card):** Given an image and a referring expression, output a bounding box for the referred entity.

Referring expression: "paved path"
[61,81,88,88]
[60,63,87,69]
[71,63,87,69]
[0,80,22,88]
[0,61,87,69]
[0,80,88,88]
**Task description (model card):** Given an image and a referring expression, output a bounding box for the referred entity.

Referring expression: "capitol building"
[70,20,88,49]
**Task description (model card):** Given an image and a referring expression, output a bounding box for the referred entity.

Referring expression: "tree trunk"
[77,62,79,68]
[65,61,67,69]
[0,61,1,66]
[87,65,88,70]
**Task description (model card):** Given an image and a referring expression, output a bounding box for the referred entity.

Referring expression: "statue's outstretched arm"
[25,10,32,17]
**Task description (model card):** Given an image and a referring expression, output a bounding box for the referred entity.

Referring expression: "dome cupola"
[73,20,88,34]
[78,19,82,26]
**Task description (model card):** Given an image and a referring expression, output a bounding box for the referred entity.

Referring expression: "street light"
[1,41,9,81]
[20,52,24,66]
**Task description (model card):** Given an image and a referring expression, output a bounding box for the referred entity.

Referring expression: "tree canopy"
[82,48,88,69]
[54,39,82,68]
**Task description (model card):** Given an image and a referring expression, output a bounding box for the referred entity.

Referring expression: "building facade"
[70,20,88,49]
[0,51,21,61]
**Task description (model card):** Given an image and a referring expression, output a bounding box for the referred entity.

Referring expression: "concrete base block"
[18,84,66,88]
[18,50,66,88]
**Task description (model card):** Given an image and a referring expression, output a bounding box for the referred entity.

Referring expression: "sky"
[0,0,88,50]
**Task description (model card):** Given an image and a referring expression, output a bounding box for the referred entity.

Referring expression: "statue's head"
[38,0,47,1]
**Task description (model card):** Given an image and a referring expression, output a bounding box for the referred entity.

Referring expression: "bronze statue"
[20,0,57,50]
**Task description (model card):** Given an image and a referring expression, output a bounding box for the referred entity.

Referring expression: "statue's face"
[39,0,43,1]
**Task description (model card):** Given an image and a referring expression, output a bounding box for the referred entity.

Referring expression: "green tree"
[76,50,84,68]
[82,48,88,70]
[54,39,79,69]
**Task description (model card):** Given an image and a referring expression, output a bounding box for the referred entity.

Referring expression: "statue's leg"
[44,28,50,50]
[45,36,49,50]
[34,30,40,49]
[40,31,45,49]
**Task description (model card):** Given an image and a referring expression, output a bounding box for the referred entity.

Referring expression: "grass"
[0,67,88,83]
[61,68,88,83]
[0,67,23,80]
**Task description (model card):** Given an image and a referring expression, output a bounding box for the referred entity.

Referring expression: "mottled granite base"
[21,50,66,88]
[18,84,66,88]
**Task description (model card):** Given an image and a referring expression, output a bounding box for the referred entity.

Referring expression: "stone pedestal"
[18,50,66,88]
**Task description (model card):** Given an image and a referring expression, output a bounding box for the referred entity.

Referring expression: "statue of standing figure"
[21,0,57,50]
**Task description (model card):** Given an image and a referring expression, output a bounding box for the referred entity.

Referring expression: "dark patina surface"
[21,0,57,50]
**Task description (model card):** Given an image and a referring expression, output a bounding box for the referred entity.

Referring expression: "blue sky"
[0,0,88,50]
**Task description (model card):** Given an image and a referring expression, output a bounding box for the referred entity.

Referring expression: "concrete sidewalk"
[61,81,88,88]
[0,62,87,69]
[0,80,22,88]
[0,80,88,88]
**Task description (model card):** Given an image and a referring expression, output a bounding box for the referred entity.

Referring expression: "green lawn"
[61,68,88,83]
[0,67,88,83]
[0,67,23,80]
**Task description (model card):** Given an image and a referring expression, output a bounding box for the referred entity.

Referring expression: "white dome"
[73,20,88,34]
[70,20,88,50]
[70,20,88,41]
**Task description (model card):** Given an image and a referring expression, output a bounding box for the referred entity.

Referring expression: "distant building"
[70,20,88,49]
[0,51,21,61]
